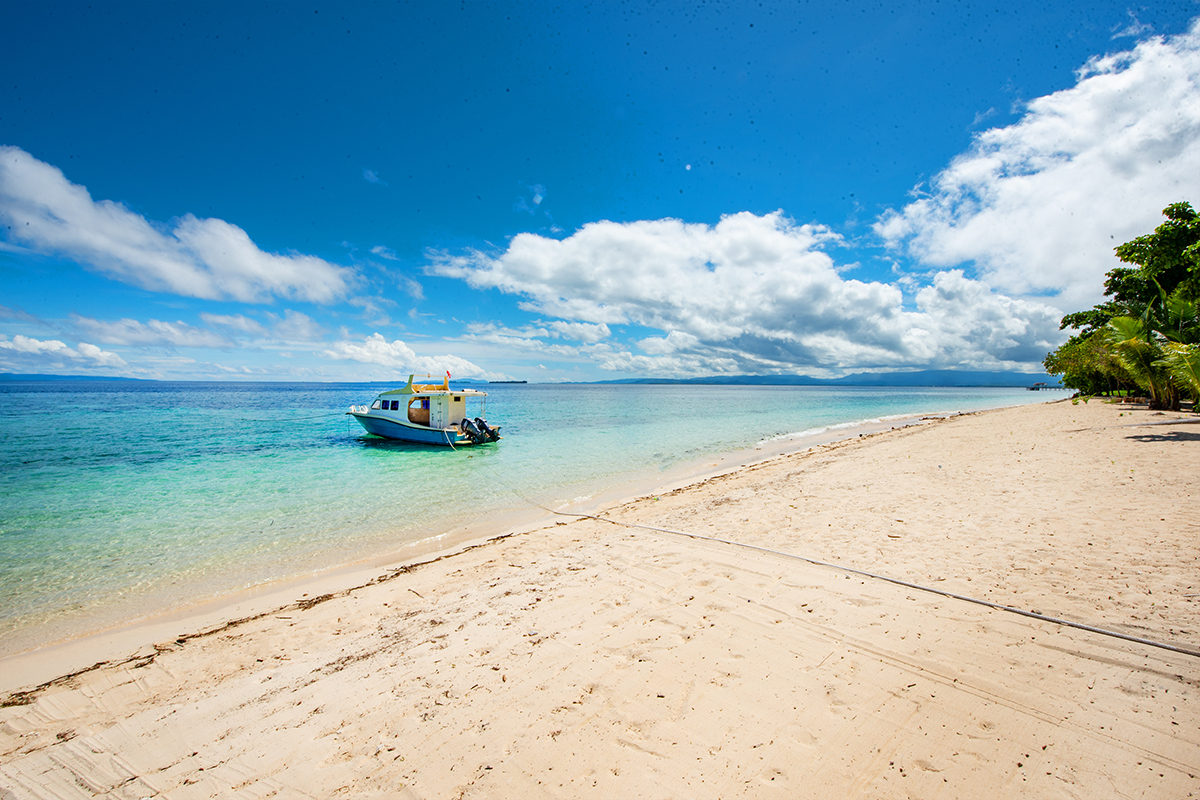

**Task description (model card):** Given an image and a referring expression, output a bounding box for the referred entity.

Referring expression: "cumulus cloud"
[72,316,232,348]
[0,334,126,369]
[322,333,490,378]
[430,212,850,332]
[638,330,700,355]
[912,271,1063,367]
[430,211,1062,375]
[876,20,1200,310]
[546,320,611,343]
[0,146,357,303]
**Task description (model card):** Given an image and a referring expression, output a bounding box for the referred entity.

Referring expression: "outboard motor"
[459,418,487,444]
[474,417,500,442]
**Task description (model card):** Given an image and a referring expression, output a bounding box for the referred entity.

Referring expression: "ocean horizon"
[0,380,1056,655]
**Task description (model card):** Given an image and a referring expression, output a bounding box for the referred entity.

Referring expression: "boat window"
[391,400,401,411]
[453,396,462,402]
[370,400,381,410]
[407,397,431,426]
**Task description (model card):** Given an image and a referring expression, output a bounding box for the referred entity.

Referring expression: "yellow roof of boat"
[378,374,486,397]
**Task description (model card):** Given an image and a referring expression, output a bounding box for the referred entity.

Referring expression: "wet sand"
[1,399,1197,798]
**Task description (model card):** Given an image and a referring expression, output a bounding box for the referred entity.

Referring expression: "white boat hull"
[346,375,501,447]
[347,411,498,446]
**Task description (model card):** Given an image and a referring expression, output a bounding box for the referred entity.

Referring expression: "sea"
[0,380,1055,655]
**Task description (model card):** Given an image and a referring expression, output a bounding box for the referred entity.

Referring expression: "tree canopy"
[1044,202,1200,410]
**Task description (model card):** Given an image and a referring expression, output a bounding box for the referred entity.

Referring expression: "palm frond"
[1105,316,1170,402]
[1157,342,1200,402]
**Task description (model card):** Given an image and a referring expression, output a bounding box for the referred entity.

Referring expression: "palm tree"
[1106,287,1200,410]
[1159,342,1200,404]
[1104,314,1177,409]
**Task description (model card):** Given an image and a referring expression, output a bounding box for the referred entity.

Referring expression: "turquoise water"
[0,381,1053,652]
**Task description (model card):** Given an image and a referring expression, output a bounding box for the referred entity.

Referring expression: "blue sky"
[1,1,1197,382]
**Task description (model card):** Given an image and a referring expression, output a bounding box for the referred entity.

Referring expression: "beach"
[1,398,1197,798]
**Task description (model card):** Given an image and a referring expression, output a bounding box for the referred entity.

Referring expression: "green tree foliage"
[1044,202,1200,408]
[1160,342,1200,403]
[1113,202,1200,303]
[1042,332,1132,396]
[1104,314,1177,409]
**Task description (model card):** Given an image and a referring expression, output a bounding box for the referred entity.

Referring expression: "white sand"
[1,399,1197,798]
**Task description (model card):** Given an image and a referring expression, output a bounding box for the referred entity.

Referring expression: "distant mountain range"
[1,370,1062,388]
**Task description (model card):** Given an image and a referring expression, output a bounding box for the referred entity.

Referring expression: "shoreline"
[0,405,987,681]
[3,399,1197,798]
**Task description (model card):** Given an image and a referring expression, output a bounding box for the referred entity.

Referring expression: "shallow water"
[0,380,1054,652]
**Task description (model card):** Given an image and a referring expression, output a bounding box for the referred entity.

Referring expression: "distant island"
[488,380,528,384]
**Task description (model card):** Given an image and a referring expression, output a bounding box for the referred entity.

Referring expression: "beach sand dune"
[1,400,1197,798]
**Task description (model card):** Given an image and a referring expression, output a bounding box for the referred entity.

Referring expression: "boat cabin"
[370,390,479,429]
[367,374,488,430]
[346,374,499,446]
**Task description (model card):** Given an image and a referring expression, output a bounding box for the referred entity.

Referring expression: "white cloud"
[876,20,1200,311]
[464,320,611,346]
[912,270,1063,367]
[72,316,232,348]
[0,334,126,370]
[430,212,851,333]
[593,349,743,377]
[430,211,1062,375]
[322,333,490,378]
[395,274,424,300]
[465,322,550,341]
[638,330,700,355]
[75,342,127,368]
[1112,11,1153,40]
[0,146,357,303]
[546,320,610,343]
[267,310,324,342]
[364,247,424,298]
[1,334,74,356]
[200,313,269,336]
[347,295,398,328]
[0,303,39,324]
[459,323,617,363]
[71,310,322,352]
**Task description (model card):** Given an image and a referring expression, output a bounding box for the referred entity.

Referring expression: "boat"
[346,374,501,446]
